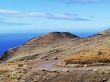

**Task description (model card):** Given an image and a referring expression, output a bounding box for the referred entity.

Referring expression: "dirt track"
[34,59,110,72]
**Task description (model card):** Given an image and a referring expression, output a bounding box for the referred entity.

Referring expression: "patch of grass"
[64,54,110,64]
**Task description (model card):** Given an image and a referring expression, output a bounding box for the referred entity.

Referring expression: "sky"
[0,0,110,35]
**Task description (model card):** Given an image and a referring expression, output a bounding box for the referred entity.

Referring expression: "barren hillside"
[0,30,110,82]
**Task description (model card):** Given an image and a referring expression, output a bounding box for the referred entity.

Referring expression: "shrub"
[17,64,23,67]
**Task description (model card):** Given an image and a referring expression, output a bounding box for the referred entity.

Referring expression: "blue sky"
[0,0,110,34]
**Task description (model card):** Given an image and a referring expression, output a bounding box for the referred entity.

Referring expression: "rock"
[45,58,48,60]
[86,69,93,71]
[67,64,79,68]
[0,75,4,81]
[93,69,98,72]
[9,67,16,72]
[33,78,38,82]
[83,64,88,67]
[102,78,108,82]
[57,61,66,67]
[50,68,59,73]
[22,65,28,70]
[16,73,22,80]
[62,68,70,72]
[43,76,47,80]
[57,69,62,73]
[53,57,58,60]
[68,69,74,73]
[104,71,109,74]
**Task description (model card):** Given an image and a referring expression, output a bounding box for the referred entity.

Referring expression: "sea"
[0,32,96,55]
[0,33,43,54]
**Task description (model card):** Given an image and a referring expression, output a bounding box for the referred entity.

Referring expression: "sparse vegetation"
[1,31,110,82]
[17,63,23,67]
[97,51,103,55]
[64,54,110,64]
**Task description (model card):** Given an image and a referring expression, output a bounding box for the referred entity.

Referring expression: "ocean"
[0,33,43,54]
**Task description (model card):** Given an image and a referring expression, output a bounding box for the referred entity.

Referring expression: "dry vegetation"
[1,32,110,82]
[64,54,110,64]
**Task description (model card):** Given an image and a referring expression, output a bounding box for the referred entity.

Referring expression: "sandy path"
[34,60,59,70]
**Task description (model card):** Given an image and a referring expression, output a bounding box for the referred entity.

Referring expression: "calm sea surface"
[0,33,42,54]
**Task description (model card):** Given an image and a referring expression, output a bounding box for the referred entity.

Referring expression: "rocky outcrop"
[0,47,18,62]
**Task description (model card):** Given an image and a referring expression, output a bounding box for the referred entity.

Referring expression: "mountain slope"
[1,29,110,62]
[1,32,79,62]
[26,32,79,45]
[0,30,110,82]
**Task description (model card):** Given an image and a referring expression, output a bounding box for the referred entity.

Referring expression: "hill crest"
[25,32,79,45]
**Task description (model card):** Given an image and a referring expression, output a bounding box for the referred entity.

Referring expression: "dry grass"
[64,54,110,64]
[100,48,110,53]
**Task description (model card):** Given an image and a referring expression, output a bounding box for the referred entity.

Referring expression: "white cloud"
[0,9,20,15]
[28,12,47,17]
[48,13,88,21]
[0,9,89,21]
[0,9,47,17]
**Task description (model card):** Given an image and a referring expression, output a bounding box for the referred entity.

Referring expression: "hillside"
[0,30,110,82]
[26,32,79,45]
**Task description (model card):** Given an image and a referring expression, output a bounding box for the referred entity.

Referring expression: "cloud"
[0,9,47,17]
[47,13,89,21]
[59,0,110,4]
[0,20,29,26]
[0,9,89,21]
[0,9,20,15]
